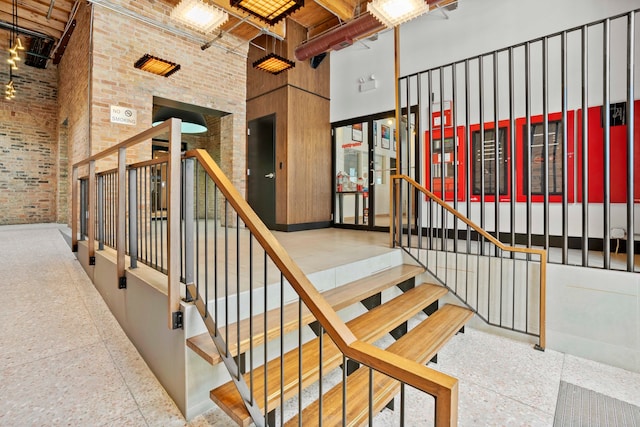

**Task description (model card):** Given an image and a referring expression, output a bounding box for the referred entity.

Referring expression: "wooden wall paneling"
[287,87,331,224]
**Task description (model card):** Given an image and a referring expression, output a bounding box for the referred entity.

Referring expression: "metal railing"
[398,9,638,273]
[71,123,460,426]
[392,174,546,350]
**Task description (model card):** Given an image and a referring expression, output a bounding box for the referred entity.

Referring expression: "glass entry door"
[333,117,398,230]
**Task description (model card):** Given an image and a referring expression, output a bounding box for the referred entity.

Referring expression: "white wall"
[331,0,640,122]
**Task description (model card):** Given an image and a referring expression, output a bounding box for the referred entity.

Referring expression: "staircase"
[187,263,473,426]
[71,127,544,427]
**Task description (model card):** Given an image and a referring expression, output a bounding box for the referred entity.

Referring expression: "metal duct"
[294,0,458,62]
[294,13,383,61]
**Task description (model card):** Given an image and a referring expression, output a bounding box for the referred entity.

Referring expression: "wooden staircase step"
[210,282,446,426]
[187,264,424,365]
[284,304,474,426]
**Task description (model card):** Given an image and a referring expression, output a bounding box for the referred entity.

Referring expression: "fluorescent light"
[368,0,430,28]
[171,0,229,33]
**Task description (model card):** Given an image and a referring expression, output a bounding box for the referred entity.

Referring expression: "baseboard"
[273,221,331,232]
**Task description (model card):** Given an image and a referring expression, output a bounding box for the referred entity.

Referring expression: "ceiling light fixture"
[230,0,304,25]
[171,0,229,33]
[368,0,430,28]
[134,54,181,77]
[152,107,208,134]
[253,53,295,74]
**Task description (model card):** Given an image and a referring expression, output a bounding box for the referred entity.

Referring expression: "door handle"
[265,173,274,179]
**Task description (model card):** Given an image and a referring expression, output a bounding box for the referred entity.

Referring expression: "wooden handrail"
[188,149,458,425]
[72,119,174,168]
[393,173,546,349]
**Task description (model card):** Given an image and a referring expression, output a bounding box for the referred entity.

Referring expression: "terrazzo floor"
[1,223,639,426]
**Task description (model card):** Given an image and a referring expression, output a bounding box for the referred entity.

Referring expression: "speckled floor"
[1,223,638,426]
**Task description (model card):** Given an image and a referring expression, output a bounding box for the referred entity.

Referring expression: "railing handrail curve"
[188,149,459,426]
[392,173,546,350]
[393,174,547,258]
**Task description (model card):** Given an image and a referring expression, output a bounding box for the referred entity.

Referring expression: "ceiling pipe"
[294,12,383,61]
[294,0,458,62]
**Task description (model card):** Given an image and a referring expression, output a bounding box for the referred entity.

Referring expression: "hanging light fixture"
[152,107,208,134]
[253,34,295,75]
[253,53,295,74]
[230,0,304,26]
[5,0,23,100]
[368,0,430,28]
[171,0,229,33]
[134,54,181,77]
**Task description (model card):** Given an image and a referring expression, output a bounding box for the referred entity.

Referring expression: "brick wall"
[56,1,248,227]
[88,1,247,193]
[0,40,58,225]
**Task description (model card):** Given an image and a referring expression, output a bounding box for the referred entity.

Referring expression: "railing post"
[88,161,96,265]
[117,147,127,289]
[97,175,104,251]
[128,168,138,269]
[536,254,547,351]
[71,167,79,252]
[184,158,195,301]
[167,118,183,329]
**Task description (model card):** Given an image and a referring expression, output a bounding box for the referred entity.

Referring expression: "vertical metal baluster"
[128,169,137,268]
[224,200,229,354]
[98,175,104,251]
[465,59,472,299]
[561,31,569,264]
[154,164,159,268]
[137,169,142,264]
[237,213,241,371]
[428,70,434,250]
[543,36,550,257]
[280,273,285,427]
[214,187,219,331]
[509,47,516,256]
[161,162,166,272]
[509,46,517,330]
[264,250,268,425]
[204,177,209,317]
[400,383,405,426]
[249,234,253,398]
[493,51,500,255]
[626,12,636,272]
[479,55,486,256]
[452,62,459,293]
[581,25,590,267]
[526,42,533,256]
[298,298,303,427]
[342,354,347,427]
[417,73,424,253]
[144,165,149,264]
[440,67,446,255]
[603,19,611,270]
[368,368,373,427]
[318,326,323,427]
[195,162,200,297]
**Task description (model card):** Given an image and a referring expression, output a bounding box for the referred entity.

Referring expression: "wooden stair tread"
[284,304,474,426]
[187,264,424,365]
[210,283,446,426]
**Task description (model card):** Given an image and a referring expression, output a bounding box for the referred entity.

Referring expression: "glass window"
[522,120,563,195]
[471,127,508,195]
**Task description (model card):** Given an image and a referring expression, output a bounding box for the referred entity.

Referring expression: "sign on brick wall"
[110,105,137,125]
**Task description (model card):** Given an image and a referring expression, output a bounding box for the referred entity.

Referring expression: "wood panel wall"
[246,18,331,229]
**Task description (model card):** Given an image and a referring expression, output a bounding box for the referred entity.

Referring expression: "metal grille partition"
[398,9,639,272]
